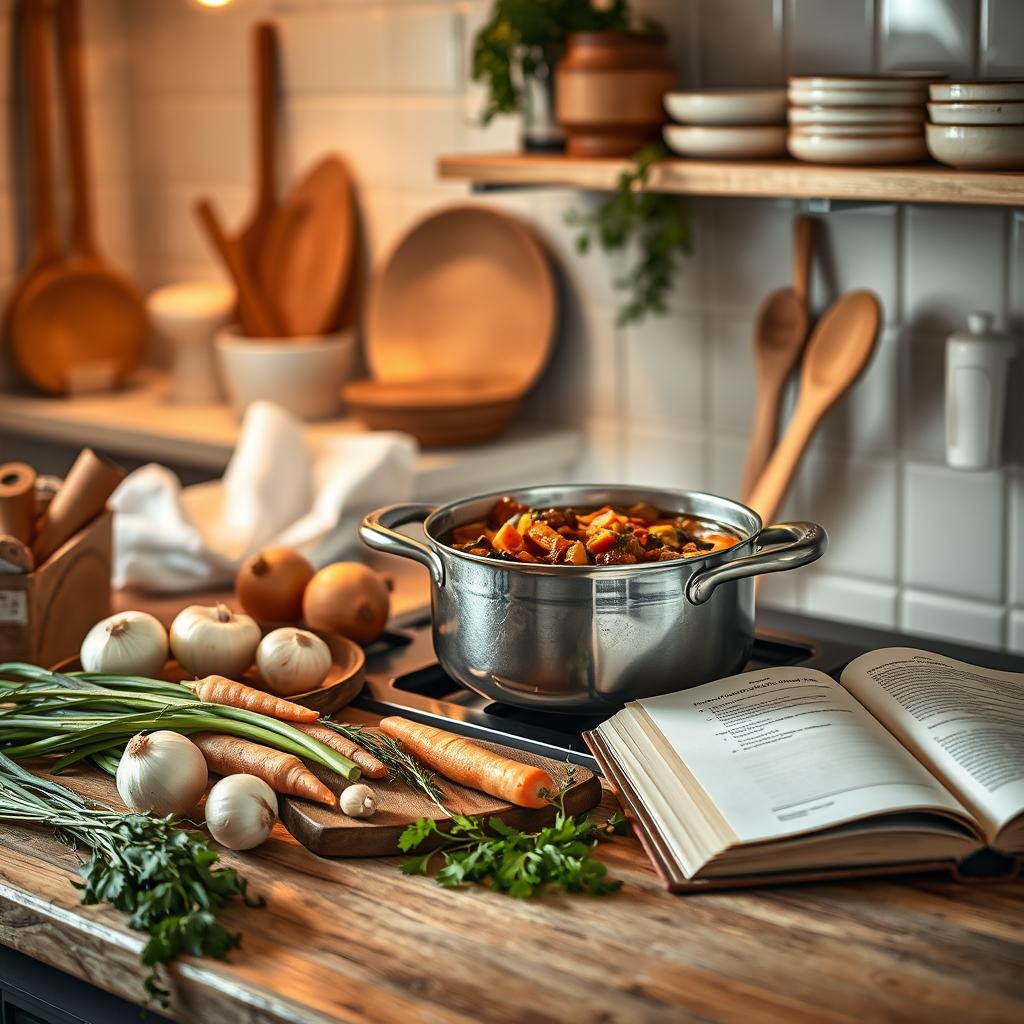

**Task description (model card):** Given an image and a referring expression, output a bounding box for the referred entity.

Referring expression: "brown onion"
[235,547,315,622]
[302,562,390,645]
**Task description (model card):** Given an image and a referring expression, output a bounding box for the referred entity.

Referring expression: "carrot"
[188,675,319,723]
[191,733,336,806]
[378,717,553,809]
[291,722,388,779]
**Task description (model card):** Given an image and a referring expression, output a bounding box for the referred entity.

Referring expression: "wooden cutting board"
[279,735,602,857]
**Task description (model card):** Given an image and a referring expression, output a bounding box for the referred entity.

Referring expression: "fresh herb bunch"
[566,143,692,326]
[473,0,632,124]
[398,764,629,898]
[322,720,445,805]
[0,752,262,1005]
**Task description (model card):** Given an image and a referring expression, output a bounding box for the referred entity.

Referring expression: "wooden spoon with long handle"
[9,0,148,395]
[740,215,814,501]
[236,22,280,272]
[3,0,61,332]
[746,290,881,524]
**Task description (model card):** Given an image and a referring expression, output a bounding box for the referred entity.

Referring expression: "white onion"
[80,611,168,677]
[204,774,278,850]
[255,627,332,696]
[170,603,260,678]
[116,731,208,817]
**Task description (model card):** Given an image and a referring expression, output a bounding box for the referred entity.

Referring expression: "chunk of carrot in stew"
[586,529,618,555]
[565,541,588,565]
[492,522,524,553]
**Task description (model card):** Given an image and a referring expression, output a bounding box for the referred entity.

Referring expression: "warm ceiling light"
[187,0,235,9]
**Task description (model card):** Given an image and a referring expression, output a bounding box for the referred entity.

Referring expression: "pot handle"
[359,504,445,587]
[686,521,827,606]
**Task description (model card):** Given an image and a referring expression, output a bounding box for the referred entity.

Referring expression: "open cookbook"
[584,648,1024,892]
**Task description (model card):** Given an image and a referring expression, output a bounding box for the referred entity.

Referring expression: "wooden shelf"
[439,153,1024,206]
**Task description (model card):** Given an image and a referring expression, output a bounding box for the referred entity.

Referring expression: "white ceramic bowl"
[927,101,1024,125]
[789,84,927,107]
[663,124,787,159]
[663,88,787,125]
[787,129,928,164]
[930,81,1024,102]
[790,73,938,89]
[215,328,359,420]
[788,104,924,125]
[925,123,1024,169]
[789,122,923,137]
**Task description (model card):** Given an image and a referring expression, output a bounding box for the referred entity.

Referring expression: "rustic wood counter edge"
[2,726,1024,1024]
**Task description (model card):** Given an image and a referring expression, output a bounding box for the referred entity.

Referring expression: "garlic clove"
[339,783,377,818]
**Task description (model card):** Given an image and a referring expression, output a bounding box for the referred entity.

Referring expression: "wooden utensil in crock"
[9,0,148,395]
[258,155,357,337]
[746,290,881,523]
[556,31,678,157]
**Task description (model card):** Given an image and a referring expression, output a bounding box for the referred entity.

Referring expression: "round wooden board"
[279,733,602,858]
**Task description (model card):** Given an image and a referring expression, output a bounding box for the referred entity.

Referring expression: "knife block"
[0,510,112,668]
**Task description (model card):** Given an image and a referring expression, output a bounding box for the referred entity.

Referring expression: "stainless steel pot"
[360,485,826,714]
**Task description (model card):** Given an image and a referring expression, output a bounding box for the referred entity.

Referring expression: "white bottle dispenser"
[945,312,1017,471]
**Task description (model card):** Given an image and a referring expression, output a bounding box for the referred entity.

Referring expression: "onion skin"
[235,547,314,622]
[80,611,168,677]
[302,563,390,646]
[255,628,332,696]
[204,774,278,851]
[116,731,208,817]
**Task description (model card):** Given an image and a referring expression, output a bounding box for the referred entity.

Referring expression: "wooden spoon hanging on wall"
[9,0,148,395]
[746,290,881,524]
[739,215,814,501]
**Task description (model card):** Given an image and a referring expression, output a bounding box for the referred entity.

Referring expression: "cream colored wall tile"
[901,590,1005,649]
[802,574,898,629]
[622,423,707,491]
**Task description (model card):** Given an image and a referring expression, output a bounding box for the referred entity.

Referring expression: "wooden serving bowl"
[343,376,523,447]
[52,629,365,717]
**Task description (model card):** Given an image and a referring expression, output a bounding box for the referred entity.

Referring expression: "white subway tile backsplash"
[709,313,758,436]
[878,0,979,76]
[901,589,1005,649]
[624,313,707,430]
[801,454,899,581]
[1010,610,1024,654]
[903,461,1005,602]
[392,5,462,94]
[901,329,947,461]
[696,0,784,87]
[758,569,805,615]
[979,0,1024,77]
[709,436,747,502]
[802,574,898,629]
[1010,471,1024,605]
[903,205,1007,335]
[786,0,874,75]
[622,424,706,492]
[572,419,625,484]
[281,9,392,95]
[810,207,899,324]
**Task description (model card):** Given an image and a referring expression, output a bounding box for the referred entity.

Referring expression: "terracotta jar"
[555,32,677,157]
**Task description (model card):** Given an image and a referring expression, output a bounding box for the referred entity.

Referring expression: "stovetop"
[351,607,883,771]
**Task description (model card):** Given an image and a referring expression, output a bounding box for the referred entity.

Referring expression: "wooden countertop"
[2,579,1023,1021]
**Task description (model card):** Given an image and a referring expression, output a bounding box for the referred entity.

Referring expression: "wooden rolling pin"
[0,463,37,544]
[32,448,124,565]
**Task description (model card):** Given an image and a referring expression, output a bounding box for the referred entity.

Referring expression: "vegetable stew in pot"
[445,496,742,566]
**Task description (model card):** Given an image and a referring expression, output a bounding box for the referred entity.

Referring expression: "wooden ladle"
[10,0,148,395]
[740,215,813,500]
[746,290,881,524]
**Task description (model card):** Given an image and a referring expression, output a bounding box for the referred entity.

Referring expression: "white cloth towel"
[111,401,417,592]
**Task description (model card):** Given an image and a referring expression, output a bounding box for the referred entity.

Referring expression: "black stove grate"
[352,609,863,771]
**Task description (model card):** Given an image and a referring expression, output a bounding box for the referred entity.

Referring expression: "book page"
[635,667,971,845]
[840,648,1024,844]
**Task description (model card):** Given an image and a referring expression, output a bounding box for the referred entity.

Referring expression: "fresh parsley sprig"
[398,764,629,898]
[0,752,262,1006]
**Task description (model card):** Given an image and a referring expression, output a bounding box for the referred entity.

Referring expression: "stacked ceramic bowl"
[926,81,1024,169]
[663,89,788,159]
[787,74,930,164]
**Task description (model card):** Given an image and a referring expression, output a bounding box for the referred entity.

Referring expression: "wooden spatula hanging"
[746,290,882,524]
[740,215,814,501]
